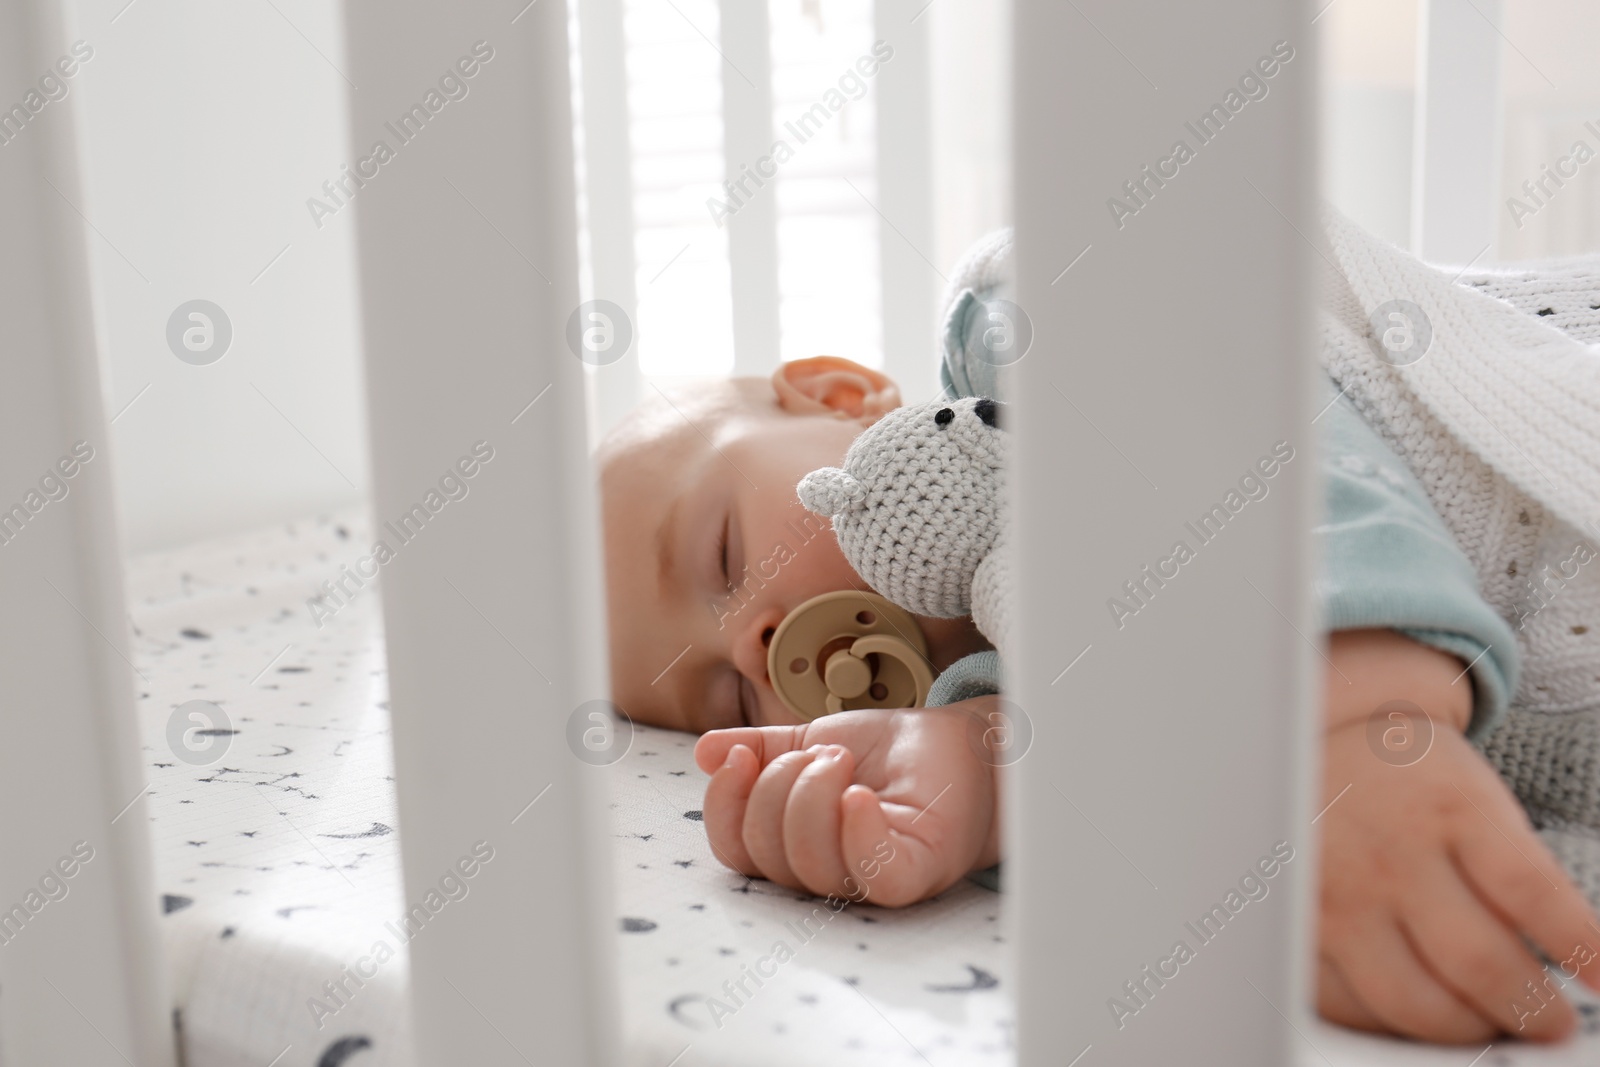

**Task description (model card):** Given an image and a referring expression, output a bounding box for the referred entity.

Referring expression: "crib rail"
[0,3,179,1064]
[342,1,618,1062]
[1010,1,1319,1062]
[0,0,1515,1061]
[1412,0,1505,262]
[872,0,938,397]
[577,0,644,436]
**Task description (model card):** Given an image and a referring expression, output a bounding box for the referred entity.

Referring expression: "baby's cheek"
[790,537,858,595]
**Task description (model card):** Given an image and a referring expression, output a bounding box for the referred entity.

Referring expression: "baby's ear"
[796,467,865,517]
[772,356,900,422]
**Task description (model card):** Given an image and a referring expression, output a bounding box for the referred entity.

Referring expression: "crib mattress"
[129,512,1012,1066]
[130,513,1600,1066]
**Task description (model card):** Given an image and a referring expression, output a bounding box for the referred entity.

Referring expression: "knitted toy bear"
[796,396,1011,653]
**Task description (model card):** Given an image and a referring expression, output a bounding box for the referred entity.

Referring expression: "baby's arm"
[696,632,1600,1044]
[694,702,1002,907]
[1309,378,1600,1039]
[1317,373,1519,740]
[1317,628,1600,1043]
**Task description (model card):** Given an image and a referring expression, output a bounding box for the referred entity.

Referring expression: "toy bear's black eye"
[934,407,954,427]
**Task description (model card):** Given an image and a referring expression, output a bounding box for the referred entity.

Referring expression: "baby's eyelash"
[717,514,731,587]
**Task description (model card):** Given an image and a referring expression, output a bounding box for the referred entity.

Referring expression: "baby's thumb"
[694,725,808,773]
[840,787,937,908]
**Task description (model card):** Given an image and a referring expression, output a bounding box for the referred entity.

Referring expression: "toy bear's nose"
[974,398,1002,429]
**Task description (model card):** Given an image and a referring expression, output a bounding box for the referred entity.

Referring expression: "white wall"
[1319,0,1418,250]
[61,0,367,553]
[1497,0,1600,257]
[1319,0,1600,261]
[927,2,1010,289]
[66,0,1600,556]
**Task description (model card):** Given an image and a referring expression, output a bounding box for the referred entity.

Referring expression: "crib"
[0,0,1552,1064]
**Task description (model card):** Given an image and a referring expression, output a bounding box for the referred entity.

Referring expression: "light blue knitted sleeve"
[1315,376,1518,740]
[939,284,1519,741]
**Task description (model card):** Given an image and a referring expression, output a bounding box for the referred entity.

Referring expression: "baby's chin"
[604,674,669,730]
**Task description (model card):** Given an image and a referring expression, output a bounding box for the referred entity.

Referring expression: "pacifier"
[767,591,935,721]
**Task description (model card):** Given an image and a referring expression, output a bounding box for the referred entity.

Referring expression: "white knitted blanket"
[1320,210,1600,897]
[1322,210,1600,533]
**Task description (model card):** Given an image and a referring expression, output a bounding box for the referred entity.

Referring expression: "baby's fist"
[694,703,1004,907]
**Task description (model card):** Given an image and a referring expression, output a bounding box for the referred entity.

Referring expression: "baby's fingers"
[1455,817,1600,996]
[1406,859,1575,1041]
[703,744,761,875]
[839,786,939,907]
[742,748,822,888]
[1325,919,1495,1043]
[782,745,856,897]
[1316,956,1390,1036]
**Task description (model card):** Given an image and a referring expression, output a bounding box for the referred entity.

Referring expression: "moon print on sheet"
[319,821,392,840]
[315,1035,373,1066]
[668,993,712,1031]
[166,700,235,766]
[925,964,999,993]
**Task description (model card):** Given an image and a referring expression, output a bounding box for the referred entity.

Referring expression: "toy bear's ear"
[796,467,866,517]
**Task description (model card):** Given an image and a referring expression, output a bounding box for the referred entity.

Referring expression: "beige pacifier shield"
[767,590,935,720]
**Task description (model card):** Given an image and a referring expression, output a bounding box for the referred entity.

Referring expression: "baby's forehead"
[600,429,689,508]
[600,403,701,478]
[600,407,741,511]
[603,380,772,455]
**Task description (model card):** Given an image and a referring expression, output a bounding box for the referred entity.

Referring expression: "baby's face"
[601,405,875,733]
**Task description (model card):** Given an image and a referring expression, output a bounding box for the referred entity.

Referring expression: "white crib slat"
[578,0,644,438]
[873,0,937,399]
[1412,0,1504,262]
[719,0,782,374]
[0,4,178,1065]
[342,2,618,1063]
[1011,1,1319,1063]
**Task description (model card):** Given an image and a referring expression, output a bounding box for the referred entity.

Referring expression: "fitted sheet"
[129,511,1012,1067]
[129,511,1600,1066]
[130,513,412,1066]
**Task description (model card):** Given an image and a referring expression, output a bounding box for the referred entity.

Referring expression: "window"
[572,0,886,382]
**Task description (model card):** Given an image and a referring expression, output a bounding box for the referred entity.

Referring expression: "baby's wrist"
[955,698,1006,873]
[1323,628,1473,736]
[973,763,1004,873]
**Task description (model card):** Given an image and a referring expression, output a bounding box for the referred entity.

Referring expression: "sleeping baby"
[596,214,1600,1045]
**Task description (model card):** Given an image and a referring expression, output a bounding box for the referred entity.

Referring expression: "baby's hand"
[1318,630,1600,1043]
[693,701,1003,907]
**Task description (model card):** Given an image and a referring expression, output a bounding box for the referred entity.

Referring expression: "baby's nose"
[974,398,1002,428]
